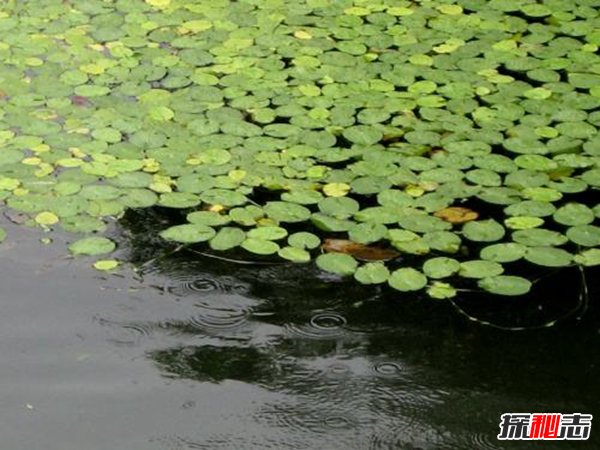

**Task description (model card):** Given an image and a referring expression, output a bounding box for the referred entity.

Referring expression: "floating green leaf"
[93,260,120,271]
[480,243,526,263]
[160,224,216,243]
[462,220,505,242]
[524,247,573,267]
[354,262,390,284]
[427,282,457,299]
[422,257,460,279]
[459,260,504,279]
[264,202,311,223]
[69,237,116,256]
[209,227,246,251]
[288,232,321,250]
[566,225,600,247]
[504,216,544,230]
[574,249,600,267]
[512,229,568,247]
[35,211,59,226]
[553,203,595,226]
[241,238,280,255]
[316,253,358,276]
[388,268,428,292]
[247,226,288,241]
[478,276,532,296]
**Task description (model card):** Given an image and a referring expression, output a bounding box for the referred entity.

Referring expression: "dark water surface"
[1,212,598,450]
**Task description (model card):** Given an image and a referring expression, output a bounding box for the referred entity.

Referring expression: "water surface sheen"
[0,216,598,450]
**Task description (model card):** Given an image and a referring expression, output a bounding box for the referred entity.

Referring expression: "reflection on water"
[110,209,600,449]
[0,210,597,449]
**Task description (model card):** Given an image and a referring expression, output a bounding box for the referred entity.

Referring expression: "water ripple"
[285,311,348,340]
[94,316,155,346]
[166,275,249,297]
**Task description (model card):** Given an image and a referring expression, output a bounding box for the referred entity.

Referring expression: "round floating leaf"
[388,268,428,292]
[311,213,355,232]
[323,182,351,197]
[264,201,311,223]
[209,227,246,251]
[200,189,247,207]
[512,228,568,247]
[504,201,556,217]
[247,226,288,241]
[478,276,532,296]
[278,246,311,263]
[342,125,383,145]
[348,223,387,244]
[316,253,358,276]
[422,231,461,253]
[159,193,201,209]
[241,238,280,255]
[288,232,321,250]
[35,211,59,226]
[574,249,600,267]
[160,224,216,243]
[459,260,504,279]
[354,262,390,284]
[553,203,595,226]
[422,257,460,279]
[427,282,457,299]
[69,237,116,256]
[93,260,120,271]
[522,187,562,202]
[566,225,600,247]
[318,196,360,218]
[397,214,452,233]
[504,216,544,230]
[462,219,505,242]
[480,243,526,262]
[524,247,573,267]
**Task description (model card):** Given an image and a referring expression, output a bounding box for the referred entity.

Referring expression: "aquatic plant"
[0,0,599,297]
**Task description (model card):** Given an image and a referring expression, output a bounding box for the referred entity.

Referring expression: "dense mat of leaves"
[0,0,599,296]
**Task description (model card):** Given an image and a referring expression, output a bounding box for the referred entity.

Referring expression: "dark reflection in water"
[110,209,600,449]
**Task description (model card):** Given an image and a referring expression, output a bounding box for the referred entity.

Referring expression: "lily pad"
[427,282,457,299]
[574,249,600,267]
[278,246,311,263]
[160,224,216,243]
[241,238,280,255]
[93,260,120,271]
[247,226,288,241]
[288,232,321,250]
[459,260,504,279]
[316,253,358,276]
[209,227,246,251]
[512,229,568,247]
[566,225,600,247]
[422,257,460,279]
[354,262,390,284]
[553,203,595,226]
[69,237,116,256]
[480,243,526,262]
[524,247,573,267]
[388,268,428,292]
[478,276,532,296]
[462,219,505,242]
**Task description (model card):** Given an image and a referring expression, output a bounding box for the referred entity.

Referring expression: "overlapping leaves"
[0,0,598,295]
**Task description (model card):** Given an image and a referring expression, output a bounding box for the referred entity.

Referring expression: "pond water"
[1,211,598,450]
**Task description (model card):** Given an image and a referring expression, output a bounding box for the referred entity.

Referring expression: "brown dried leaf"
[434,206,479,224]
[322,239,400,262]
